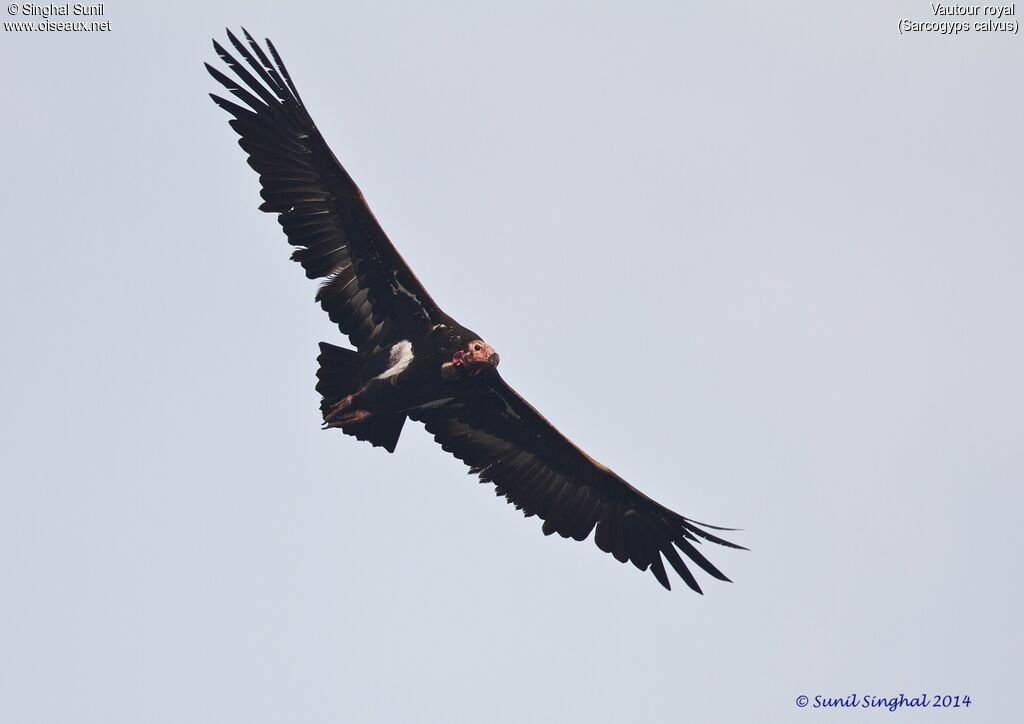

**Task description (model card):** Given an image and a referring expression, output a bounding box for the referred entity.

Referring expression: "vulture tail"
[315,342,406,453]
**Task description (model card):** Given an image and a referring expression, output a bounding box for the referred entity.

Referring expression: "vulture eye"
[473,344,481,351]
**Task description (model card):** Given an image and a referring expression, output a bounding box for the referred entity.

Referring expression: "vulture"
[206,30,745,593]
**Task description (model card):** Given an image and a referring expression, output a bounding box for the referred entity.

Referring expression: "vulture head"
[443,339,499,379]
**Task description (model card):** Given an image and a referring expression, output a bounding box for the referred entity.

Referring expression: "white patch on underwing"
[496,396,524,424]
[377,340,414,380]
[393,280,433,323]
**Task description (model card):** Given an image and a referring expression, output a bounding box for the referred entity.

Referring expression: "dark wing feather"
[411,374,745,592]
[207,30,443,356]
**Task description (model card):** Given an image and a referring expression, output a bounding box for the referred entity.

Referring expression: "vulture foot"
[324,409,372,428]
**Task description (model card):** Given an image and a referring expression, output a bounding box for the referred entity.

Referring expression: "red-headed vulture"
[207,30,745,592]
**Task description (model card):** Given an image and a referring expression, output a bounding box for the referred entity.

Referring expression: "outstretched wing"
[207,30,443,356]
[411,374,745,592]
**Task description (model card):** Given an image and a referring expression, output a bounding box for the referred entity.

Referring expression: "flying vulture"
[206,30,745,592]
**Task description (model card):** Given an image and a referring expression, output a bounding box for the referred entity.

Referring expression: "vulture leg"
[324,409,372,428]
[324,393,358,422]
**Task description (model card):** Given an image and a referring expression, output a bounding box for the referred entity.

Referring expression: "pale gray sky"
[2,2,1021,723]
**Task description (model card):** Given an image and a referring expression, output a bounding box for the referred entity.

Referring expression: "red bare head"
[444,339,499,379]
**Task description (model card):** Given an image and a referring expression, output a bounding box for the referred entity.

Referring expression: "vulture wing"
[412,374,745,592]
[207,30,442,356]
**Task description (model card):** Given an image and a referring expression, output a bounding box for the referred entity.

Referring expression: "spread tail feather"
[315,342,405,453]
